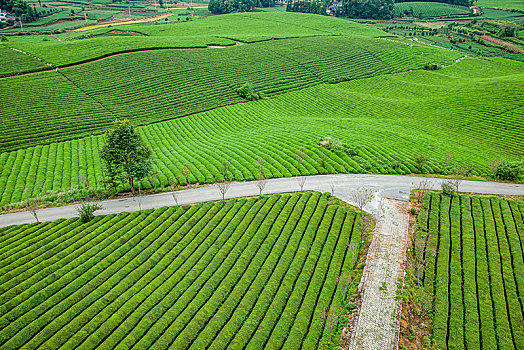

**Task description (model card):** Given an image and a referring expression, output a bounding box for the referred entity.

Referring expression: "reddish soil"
[481,35,522,53]
[109,30,146,36]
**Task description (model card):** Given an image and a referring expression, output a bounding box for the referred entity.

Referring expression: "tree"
[412,179,430,204]
[494,160,524,181]
[25,196,40,223]
[412,153,429,173]
[100,120,152,195]
[255,172,267,196]
[23,182,45,223]
[329,181,336,196]
[182,164,193,185]
[294,149,306,175]
[257,155,265,177]
[220,161,231,182]
[337,0,394,20]
[170,178,180,205]
[297,176,306,191]
[217,182,230,200]
[351,187,374,242]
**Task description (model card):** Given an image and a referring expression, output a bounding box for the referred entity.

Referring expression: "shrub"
[317,137,359,156]
[441,181,454,196]
[77,202,103,223]
[235,82,262,101]
[411,207,417,215]
[413,153,429,173]
[494,160,524,181]
[423,63,440,70]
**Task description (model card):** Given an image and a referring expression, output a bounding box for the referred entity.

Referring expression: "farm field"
[415,193,524,349]
[0,34,462,152]
[0,46,49,77]
[0,58,522,207]
[394,2,472,18]
[475,0,524,11]
[5,12,386,67]
[0,192,364,349]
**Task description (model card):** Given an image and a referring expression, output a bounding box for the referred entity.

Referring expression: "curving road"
[1,174,522,228]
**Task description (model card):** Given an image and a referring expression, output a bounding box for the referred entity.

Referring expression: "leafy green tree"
[337,0,394,19]
[208,0,256,14]
[100,120,152,195]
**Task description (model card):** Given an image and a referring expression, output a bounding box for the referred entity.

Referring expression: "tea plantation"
[0,192,364,349]
[416,193,524,349]
[0,34,462,152]
[0,58,522,206]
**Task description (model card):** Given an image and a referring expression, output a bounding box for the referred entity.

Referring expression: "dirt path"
[350,198,410,350]
[74,12,174,32]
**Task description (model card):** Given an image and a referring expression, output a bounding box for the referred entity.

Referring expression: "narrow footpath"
[350,198,410,349]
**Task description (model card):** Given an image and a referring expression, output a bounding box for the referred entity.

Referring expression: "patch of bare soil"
[399,299,432,349]
[481,34,522,53]
[109,30,146,36]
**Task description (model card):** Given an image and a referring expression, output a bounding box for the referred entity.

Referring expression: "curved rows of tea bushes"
[0,35,462,152]
[5,12,387,68]
[394,2,472,18]
[0,58,522,207]
[0,192,363,349]
[418,193,523,349]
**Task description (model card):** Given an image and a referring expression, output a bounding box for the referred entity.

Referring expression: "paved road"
[0,174,522,228]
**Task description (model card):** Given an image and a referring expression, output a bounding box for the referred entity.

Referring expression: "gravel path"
[350,198,410,350]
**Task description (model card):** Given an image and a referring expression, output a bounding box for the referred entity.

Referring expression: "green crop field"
[0,46,49,77]
[416,193,524,349]
[0,192,364,349]
[0,35,461,152]
[0,58,522,207]
[475,0,524,11]
[5,12,385,67]
[394,2,472,18]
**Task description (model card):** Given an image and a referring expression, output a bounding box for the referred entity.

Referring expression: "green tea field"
[415,193,524,349]
[0,192,364,349]
[394,2,472,18]
[1,34,462,152]
[1,7,524,349]
[1,57,522,207]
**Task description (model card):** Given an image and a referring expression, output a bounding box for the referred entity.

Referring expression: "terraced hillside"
[0,35,461,152]
[0,192,364,350]
[416,193,523,349]
[1,58,522,207]
[394,2,472,18]
[5,12,386,68]
[0,46,49,78]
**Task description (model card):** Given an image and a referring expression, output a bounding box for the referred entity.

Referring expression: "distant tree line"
[336,0,395,19]
[286,0,395,19]
[286,0,329,15]
[208,0,274,15]
[1,0,38,21]
[394,0,473,7]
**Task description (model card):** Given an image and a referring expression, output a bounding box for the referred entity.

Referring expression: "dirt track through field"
[73,12,174,32]
[349,198,410,349]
